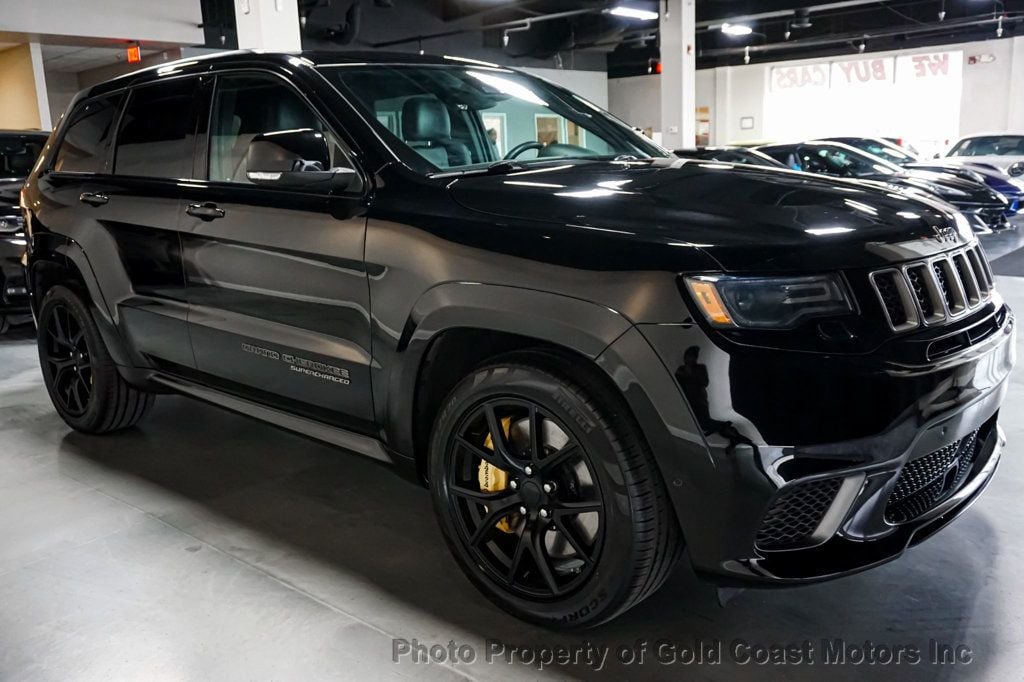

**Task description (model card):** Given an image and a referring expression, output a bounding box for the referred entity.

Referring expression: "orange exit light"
[127,45,141,64]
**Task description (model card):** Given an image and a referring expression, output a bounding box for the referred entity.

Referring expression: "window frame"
[111,74,206,182]
[198,68,367,196]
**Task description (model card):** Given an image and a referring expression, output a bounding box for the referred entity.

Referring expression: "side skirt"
[151,374,393,464]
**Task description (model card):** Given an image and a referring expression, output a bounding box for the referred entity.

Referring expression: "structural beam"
[660,0,697,150]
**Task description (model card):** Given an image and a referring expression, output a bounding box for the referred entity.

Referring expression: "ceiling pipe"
[367,7,598,49]
[695,0,914,29]
[699,13,1018,58]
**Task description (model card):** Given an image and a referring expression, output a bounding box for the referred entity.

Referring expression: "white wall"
[1,0,203,46]
[610,35,1024,147]
[608,75,661,134]
[44,71,80,126]
[522,67,609,109]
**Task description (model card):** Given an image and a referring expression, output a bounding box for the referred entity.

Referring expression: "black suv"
[1,130,47,333]
[21,52,1014,628]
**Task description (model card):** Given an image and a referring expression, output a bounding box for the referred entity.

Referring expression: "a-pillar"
[659,0,696,149]
[235,0,302,51]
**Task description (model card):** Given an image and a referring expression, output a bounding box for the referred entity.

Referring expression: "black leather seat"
[401,96,471,168]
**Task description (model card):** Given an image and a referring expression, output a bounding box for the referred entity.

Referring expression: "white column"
[659,0,696,149]
[235,0,302,51]
[1007,36,1024,131]
[29,42,52,130]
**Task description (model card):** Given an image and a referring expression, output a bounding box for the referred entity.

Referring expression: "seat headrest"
[402,96,451,142]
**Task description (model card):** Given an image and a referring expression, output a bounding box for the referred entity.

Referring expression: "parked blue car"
[907,162,1023,217]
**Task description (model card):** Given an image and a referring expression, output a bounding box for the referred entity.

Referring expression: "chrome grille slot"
[869,246,995,333]
[967,246,993,292]
[966,249,990,295]
[904,263,944,324]
[869,269,918,332]
[934,258,967,315]
[952,252,980,306]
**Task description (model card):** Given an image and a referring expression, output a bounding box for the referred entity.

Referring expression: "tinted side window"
[208,73,353,186]
[52,95,122,174]
[115,78,200,178]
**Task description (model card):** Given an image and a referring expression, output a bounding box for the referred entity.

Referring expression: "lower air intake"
[756,478,842,550]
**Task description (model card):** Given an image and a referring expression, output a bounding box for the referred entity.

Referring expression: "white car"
[943,133,1024,177]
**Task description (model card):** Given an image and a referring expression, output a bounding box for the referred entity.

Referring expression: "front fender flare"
[381,282,634,459]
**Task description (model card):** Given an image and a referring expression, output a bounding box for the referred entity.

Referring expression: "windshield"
[949,135,1024,157]
[709,149,782,167]
[771,144,900,178]
[0,134,45,178]
[319,63,668,173]
[836,138,916,165]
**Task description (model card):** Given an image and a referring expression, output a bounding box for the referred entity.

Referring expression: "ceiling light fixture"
[608,6,659,21]
[722,22,754,36]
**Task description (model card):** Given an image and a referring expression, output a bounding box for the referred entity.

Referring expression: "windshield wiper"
[428,159,530,179]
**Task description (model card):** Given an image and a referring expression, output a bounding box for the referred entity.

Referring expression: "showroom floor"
[1,233,1023,682]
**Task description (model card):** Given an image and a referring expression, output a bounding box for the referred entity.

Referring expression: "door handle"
[79,192,109,207]
[187,202,226,221]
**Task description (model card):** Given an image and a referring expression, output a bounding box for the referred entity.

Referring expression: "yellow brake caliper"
[479,416,516,533]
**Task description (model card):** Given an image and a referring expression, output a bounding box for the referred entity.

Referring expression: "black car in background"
[0,130,47,333]
[20,52,1014,627]
[822,136,919,166]
[674,146,785,167]
[758,140,1010,232]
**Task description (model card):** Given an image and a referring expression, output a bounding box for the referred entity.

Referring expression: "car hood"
[894,171,1006,205]
[945,154,1024,174]
[448,158,974,272]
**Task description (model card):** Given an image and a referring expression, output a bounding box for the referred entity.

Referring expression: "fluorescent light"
[805,227,854,236]
[721,22,754,36]
[609,6,659,21]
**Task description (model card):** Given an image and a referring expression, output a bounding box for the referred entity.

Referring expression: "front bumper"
[0,233,31,317]
[601,301,1015,586]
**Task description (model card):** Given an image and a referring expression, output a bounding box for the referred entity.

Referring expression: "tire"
[0,316,9,335]
[37,285,153,433]
[428,351,683,628]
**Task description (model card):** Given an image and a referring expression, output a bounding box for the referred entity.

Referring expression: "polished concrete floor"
[2,233,1024,681]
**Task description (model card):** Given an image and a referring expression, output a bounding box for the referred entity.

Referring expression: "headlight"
[684,274,853,329]
[0,215,25,235]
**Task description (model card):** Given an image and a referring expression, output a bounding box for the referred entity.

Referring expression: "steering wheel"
[504,141,545,160]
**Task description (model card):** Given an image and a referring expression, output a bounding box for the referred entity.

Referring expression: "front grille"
[756,478,842,550]
[885,430,980,524]
[869,244,994,333]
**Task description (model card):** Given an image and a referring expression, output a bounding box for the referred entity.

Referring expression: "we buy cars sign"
[770,51,960,92]
[830,57,895,88]
[895,51,962,83]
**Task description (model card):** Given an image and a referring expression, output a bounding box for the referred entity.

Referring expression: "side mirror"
[245,129,356,190]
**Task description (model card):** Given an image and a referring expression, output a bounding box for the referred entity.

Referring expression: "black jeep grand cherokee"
[21,52,1014,628]
[0,130,47,333]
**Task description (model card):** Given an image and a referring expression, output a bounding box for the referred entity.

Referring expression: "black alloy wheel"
[430,352,683,628]
[42,302,93,417]
[446,399,605,599]
[37,286,153,433]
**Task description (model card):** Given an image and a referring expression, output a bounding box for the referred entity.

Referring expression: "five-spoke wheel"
[42,302,93,416]
[447,399,604,599]
[37,285,153,433]
[430,352,683,628]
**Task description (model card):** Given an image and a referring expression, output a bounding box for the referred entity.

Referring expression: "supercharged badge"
[241,343,351,385]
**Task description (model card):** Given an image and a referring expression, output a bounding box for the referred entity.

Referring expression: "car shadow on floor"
[56,395,998,681]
